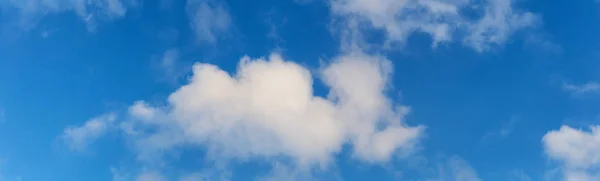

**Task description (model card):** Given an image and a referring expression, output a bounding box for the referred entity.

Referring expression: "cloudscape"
[0,0,599,181]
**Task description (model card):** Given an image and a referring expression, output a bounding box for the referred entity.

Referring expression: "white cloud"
[463,0,537,52]
[427,156,483,181]
[562,82,600,95]
[0,0,135,30]
[543,125,600,181]
[136,171,166,181]
[563,171,600,181]
[510,170,533,181]
[179,171,232,181]
[111,167,129,181]
[446,157,482,181]
[110,52,423,170]
[161,49,179,72]
[329,0,538,51]
[255,163,318,181]
[155,48,190,84]
[186,0,232,44]
[543,125,600,169]
[130,101,158,122]
[179,173,207,181]
[61,113,116,151]
[482,116,519,141]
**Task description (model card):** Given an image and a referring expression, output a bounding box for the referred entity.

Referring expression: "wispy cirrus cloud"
[329,0,539,52]
[426,156,483,181]
[563,82,600,95]
[154,48,192,84]
[0,0,136,30]
[186,0,232,44]
[135,171,166,181]
[60,113,116,152]
[482,116,520,142]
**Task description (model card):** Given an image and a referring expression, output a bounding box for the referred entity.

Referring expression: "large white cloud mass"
[543,125,600,181]
[116,52,423,167]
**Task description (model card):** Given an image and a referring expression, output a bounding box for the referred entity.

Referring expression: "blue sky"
[1,0,600,181]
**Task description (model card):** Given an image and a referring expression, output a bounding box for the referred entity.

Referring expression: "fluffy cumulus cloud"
[121,53,423,168]
[61,113,116,151]
[0,0,135,29]
[543,125,600,181]
[330,0,538,51]
[186,0,232,44]
[58,52,424,180]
